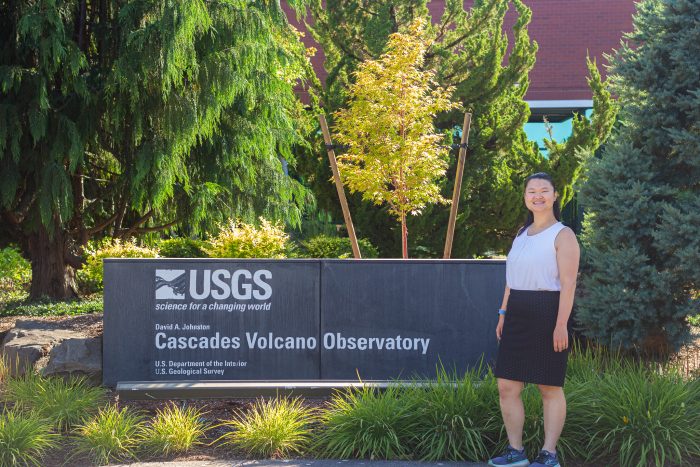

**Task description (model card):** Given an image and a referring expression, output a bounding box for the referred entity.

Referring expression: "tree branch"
[117,209,154,239]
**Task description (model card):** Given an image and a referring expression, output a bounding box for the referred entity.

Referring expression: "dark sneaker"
[530,449,560,467]
[488,445,530,466]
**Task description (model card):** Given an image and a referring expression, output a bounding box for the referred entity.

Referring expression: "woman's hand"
[553,323,568,352]
[496,315,505,341]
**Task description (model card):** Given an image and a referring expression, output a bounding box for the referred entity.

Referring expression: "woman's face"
[524,178,557,214]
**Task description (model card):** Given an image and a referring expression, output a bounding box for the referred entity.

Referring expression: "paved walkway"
[113,460,488,467]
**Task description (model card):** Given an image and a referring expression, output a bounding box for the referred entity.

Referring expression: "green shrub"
[585,362,700,466]
[0,295,102,317]
[315,385,415,460]
[0,246,30,308]
[208,218,291,258]
[73,405,145,464]
[217,397,314,458]
[4,374,105,431]
[143,403,207,455]
[300,235,379,258]
[0,246,31,294]
[157,238,210,258]
[689,314,700,327]
[404,365,498,461]
[0,409,57,466]
[77,240,158,293]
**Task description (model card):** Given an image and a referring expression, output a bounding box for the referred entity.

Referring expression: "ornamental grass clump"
[403,365,498,461]
[143,403,208,455]
[2,371,45,409]
[564,340,623,383]
[73,405,145,464]
[217,397,315,458]
[3,374,105,431]
[584,361,700,466]
[0,409,57,466]
[315,385,415,460]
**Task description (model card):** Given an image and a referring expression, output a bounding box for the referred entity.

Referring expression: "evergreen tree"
[577,0,700,353]
[0,0,315,299]
[299,0,615,257]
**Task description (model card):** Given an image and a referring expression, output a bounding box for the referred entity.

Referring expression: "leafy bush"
[3,374,105,431]
[689,314,700,327]
[0,246,31,293]
[157,238,210,258]
[300,235,379,258]
[73,405,145,464]
[217,397,315,458]
[404,366,498,461]
[143,403,207,455]
[0,295,102,317]
[584,362,700,466]
[77,240,158,293]
[0,409,57,466]
[315,385,415,459]
[208,218,291,258]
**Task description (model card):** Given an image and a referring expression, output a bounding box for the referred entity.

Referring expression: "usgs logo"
[155,269,272,300]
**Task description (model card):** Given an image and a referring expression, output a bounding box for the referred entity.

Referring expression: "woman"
[488,172,580,467]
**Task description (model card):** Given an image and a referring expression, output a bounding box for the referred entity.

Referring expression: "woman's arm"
[554,228,580,352]
[496,285,510,340]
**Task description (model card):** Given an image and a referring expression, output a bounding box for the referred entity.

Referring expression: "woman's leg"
[497,378,526,449]
[538,384,566,452]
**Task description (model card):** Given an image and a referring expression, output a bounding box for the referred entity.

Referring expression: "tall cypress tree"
[0,0,314,299]
[299,0,615,257]
[577,0,699,353]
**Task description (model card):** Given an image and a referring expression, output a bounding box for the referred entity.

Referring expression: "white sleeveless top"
[506,222,566,291]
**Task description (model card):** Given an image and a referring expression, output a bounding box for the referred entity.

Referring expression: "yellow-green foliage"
[216,397,315,458]
[0,246,31,293]
[143,403,207,455]
[77,240,158,293]
[0,409,58,467]
[208,218,290,259]
[74,405,145,464]
[333,18,460,256]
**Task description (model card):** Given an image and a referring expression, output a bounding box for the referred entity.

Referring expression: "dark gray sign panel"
[320,260,502,379]
[103,260,320,386]
[104,259,504,386]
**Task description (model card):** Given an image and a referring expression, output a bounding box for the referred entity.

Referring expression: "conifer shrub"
[157,238,210,258]
[578,0,700,352]
[300,235,379,258]
[216,397,315,458]
[77,240,158,293]
[208,218,291,259]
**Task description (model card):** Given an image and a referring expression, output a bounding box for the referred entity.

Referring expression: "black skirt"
[494,289,570,387]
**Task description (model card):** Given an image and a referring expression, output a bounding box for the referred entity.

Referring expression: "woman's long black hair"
[517,172,561,236]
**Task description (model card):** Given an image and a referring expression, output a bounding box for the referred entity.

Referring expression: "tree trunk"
[27,222,78,300]
[401,212,408,259]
